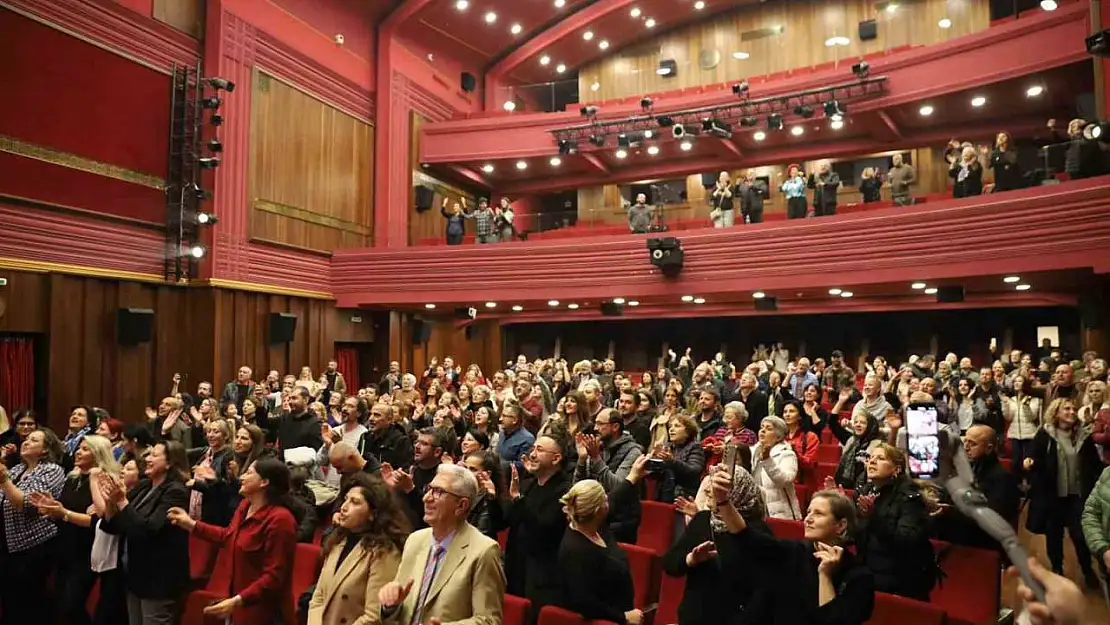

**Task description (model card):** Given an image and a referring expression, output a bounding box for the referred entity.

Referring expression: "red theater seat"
[498,528,509,550]
[815,462,838,489]
[537,605,619,625]
[866,592,947,625]
[817,444,842,464]
[188,533,219,581]
[618,542,660,608]
[181,590,224,625]
[656,571,684,625]
[637,501,677,554]
[795,483,811,513]
[504,594,532,625]
[930,541,1000,625]
[767,517,805,540]
[291,543,322,608]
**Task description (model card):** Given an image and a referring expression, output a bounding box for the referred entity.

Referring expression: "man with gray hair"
[379,463,505,625]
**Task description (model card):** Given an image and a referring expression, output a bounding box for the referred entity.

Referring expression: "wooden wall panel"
[579,0,990,102]
[153,0,205,39]
[249,70,374,254]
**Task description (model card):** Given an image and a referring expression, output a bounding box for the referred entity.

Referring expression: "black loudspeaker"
[646,237,685,277]
[1078,292,1105,327]
[268,312,297,344]
[461,72,476,93]
[658,58,678,78]
[117,308,154,346]
[700,172,716,188]
[600,302,623,316]
[858,19,878,41]
[415,186,434,212]
[412,319,432,344]
[755,297,778,312]
[936,286,965,303]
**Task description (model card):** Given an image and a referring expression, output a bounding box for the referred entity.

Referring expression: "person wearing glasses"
[0,410,38,468]
[377,464,505,625]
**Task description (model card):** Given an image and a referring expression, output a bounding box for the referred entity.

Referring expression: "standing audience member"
[937,425,1019,550]
[859,167,882,203]
[780,164,808,219]
[829,411,883,490]
[1081,465,1110,580]
[497,402,535,472]
[737,169,766,224]
[461,451,508,540]
[1004,374,1041,488]
[782,401,820,483]
[990,131,1024,192]
[950,146,984,198]
[751,416,801,520]
[441,197,467,245]
[0,427,66,625]
[270,387,324,453]
[385,428,445,529]
[187,418,235,526]
[626,193,654,234]
[308,472,410,625]
[168,457,298,624]
[709,171,736,228]
[888,153,916,206]
[221,366,256,413]
[0,409,37,468]
[361,403,414,469]
[573,409,643,543]
[809,163,841,217]
[653,415,706,504]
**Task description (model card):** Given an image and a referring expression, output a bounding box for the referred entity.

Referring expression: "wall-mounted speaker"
[755,297,778,312]
[700,172,716,188]
[268,312,297,344]
[1079,292,1105,327]
[936,286,965,303]
[858,19,878,41]
[117,308,154,346]
[412,319,433,344]
[460,72,477,93]
[415,186,434,212]
[600,302,623,316]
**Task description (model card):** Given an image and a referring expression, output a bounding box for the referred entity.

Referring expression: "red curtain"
[0,337,34,413]
[335,346,360,393]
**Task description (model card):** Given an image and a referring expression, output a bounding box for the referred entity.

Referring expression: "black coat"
[855,479,937,601]
[101,478,191,600]
[950,161,983,198]
[858,178,882,203]
[187,445,235,526]
[504,469,572,609]
[557,524,634,624]
[1026,426,1102,534]
[271,410,324,453]
[936,453,1019,551]
[359,425,414,469]
[990,148,1024,192]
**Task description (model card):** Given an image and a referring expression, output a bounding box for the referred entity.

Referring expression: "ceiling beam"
[381,0,435,31]
[717,138,743,158]
[581,153,610,174]
[446,165,492,188]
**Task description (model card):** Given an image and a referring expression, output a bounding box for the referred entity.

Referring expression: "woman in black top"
[462,450,507,540]
[653,414,706,503]
[801,384,829,440]
[858,168,882,203]
[950,146,984,198]
[187,418,235,526]
[711,467,875,625]
[990,132,1024,192]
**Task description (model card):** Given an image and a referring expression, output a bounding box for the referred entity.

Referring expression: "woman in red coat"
[168,457,298,625]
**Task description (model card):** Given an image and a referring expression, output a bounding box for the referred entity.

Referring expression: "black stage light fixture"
[732,81,750,96]
[588,134,606,147]
[672,124,686,138]
[200,96,222,109]
[600,302,623,316]
[657,115,675,127]
[210,113,224,126]
[640,97,654,111]
[794,105,814,118]
[580,105,599,117]
[206,77,236,92]
[558,139,576,155]
[754,296,778,311]
[767,114,784,131]
[207,139,223,153]
[618,134,631,149]
[824,100,846,120]
[646,237,684,277]
[196,211,218,225]
[1083,121,1110,140]
[851,61,870,78]
[198,157,221,169]
[1088,29,1110,56]
[702,118,732,139]
[739,116,760,128]
[188,183,211,201]
[185,244,206,259]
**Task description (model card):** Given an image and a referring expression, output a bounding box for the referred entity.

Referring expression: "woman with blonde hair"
[950,145,984,198]
[187,418,235,526]
[859,166,882,203]
[557,455,650,625]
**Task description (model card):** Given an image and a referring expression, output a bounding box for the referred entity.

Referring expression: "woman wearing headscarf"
[751,416,801,520]
[828,410,883,490]
[663,462,767,625]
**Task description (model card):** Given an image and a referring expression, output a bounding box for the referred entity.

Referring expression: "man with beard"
[617,390,651,450]
[693,389,724,442]
[268,386,323,453]
[573,409,643,543]
[383,428,444,528]
[359,402,414,469]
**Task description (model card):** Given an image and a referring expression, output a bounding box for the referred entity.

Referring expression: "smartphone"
[641,603,659,615]
[905,402,940,479]
[722,443,738,476]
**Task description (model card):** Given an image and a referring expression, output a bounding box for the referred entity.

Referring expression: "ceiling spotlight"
[970,95,987,107]
[732,81,750,96]
[558,139,576,155]
[198,157,221,169]
[839,291,854,298]
[580,105,599,117]
[1026,85,1044,97]
[752,131,766,141]
[886,2,898,12]
[210,113,224,126]
[824,36,849,47]
[824,100,845,120]
[540,55,551,66]
[919,105,934,116]
[556,64,567,73]
[1016,284,1032,291]
[628,300,640,306]
[554,0,565,7]
[828,288,842,295]
[568,303,580,309]
[548,300,560,306]
[1040,0,1058,10]
[703,118,732,138]
[583,30,594,41]
[752,291,766,299]
[851,61,870,78]
[794,105,814,118]
[790,126,804,136]
[200,97,221,110]
[455,0,468,9]
[484,11,497,23]
[645,18,656,28]
[205,77,236,92]
[911,282,927,289]
[830,119,844,130]
[630,7,641,18]
[732,51,750,60]
[738,116,759,128]
[615,149,628,159]
[767,114,784,130]
[1003,276,1021,283]
[938,18,952,29]
[511,23,522,35]
[481,164,494,173]
[657,115,675,127]
[647,145,659,155]
[549,157,562,166]
[485,302,497,308]
[924,287,938,295]
[503,100,516,111]
[599,40,609,50]
[188,244,206,259]
[681,295,694,302]
[693,298,706,304]
[694,1,706,9]
[679,140,693,151]
[512,305,523,312]
[588,134,606,147]
[515,160,528,170]
[640,97,654,110]
[207,139,223,152]
[188,183,212,200]
[424,303,436,309]
[196,211,218,225]
[612,298,626,304]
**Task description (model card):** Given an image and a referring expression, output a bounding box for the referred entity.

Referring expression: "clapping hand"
[509,464,521,499]
[674,496,700,517]
[203,596,243,618]
[29,492,64,518]
[686,540,718,566]
[166,506,196,532]
[390,467,415,493]
[856,493,876,517]
[583,434,602,460]
[626,454,650,485]
[520,453,539,474]
[813,542,844,575]
[144,406,157,422]
[475,470,497,497]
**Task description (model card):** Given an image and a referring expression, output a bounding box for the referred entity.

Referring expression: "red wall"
[269,0,378,61]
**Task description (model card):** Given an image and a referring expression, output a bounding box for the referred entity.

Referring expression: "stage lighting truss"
[549,76,887,151]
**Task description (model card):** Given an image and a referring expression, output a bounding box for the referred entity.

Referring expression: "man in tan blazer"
[379,464,505,625]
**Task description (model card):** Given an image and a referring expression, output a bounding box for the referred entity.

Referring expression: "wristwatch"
[63,510,71,523]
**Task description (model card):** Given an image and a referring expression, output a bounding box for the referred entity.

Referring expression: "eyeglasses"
[425,486,462,500]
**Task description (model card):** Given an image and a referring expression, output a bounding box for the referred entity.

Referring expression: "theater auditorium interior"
[2,0,1110,624]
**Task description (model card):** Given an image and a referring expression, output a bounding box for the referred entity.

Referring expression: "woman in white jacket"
[751,415,801,520]
[1003,374,1041,489]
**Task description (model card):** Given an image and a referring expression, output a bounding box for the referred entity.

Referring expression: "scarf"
[957,162,971,183]
[696,465,766,533]
[63,426,90,456]
[835,414,880,487]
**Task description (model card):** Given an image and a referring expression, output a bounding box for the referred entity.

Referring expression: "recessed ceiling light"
[732,51,750,60]
[567,303,579,309]
[628,300,640,306]
[424,303,436,309]
[556,63,567,73]
[824,36,849,47]
[484,302,497,308]
[510,23,522,35]
[540,55,551,66]
[681,295,694,302]
[644,130,653,138]
[679,140,693,151]
[752,291,766,299]
[590,81,600,91]
[694,0,706,9]
[1026,85,1044,97]
[1016,283,1032,291]
[484,11,497,24]
[886,3,898,12]
[1003,276,1021,283]
[631,7,642,18]
[970,95,986,107]
[612,298,626,304]
[791,126,804,136]
[511,305,523,312]
[554,0,565,7]
[503,100,516,112]
[548,300,560,306]
[911,282,927,289]
[598,40,609,50]
[938,18,952,29]
[830,119,844,130]
[828,288,842,295]
[549,157,562,166]
[583,30,594,41]
[840,291,854,298]
[615,149,628,158]
[693,298,706,304]
[1040,0,1058,10]
[924,287,938,295]
[753,131,766,141]
[515,160,527,170]
[481,164,494,173]
[647,145,660,155]
[919,105,934,116]
[455,0,469,10]
[645,18,656,28]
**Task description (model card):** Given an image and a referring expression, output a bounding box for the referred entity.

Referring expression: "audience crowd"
[0,342,1107,625]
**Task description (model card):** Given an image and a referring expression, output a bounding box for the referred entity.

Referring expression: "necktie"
[412,545,446,625]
